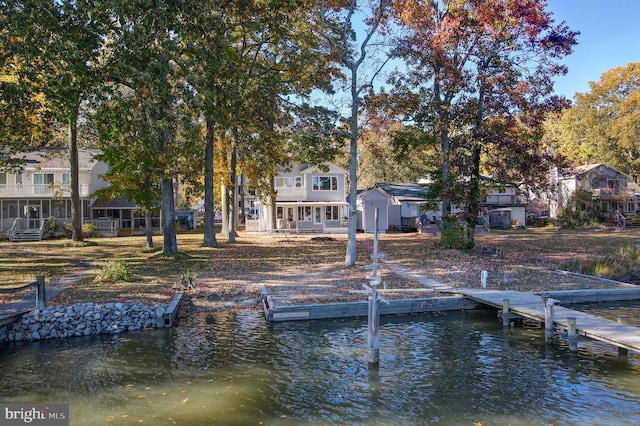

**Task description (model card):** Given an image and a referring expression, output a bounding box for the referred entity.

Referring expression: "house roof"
[287,162,348,175]
[91,196,137,209]
[374,183,430,202]
[16,147,101,170]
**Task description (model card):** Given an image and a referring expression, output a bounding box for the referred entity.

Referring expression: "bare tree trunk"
[144,210,153,249]
[69,113,83,242]
[203,117,218,247]
[344,63,359,267]
[220,181,230,238]
[161,175,178,254]
[228,138,237,243]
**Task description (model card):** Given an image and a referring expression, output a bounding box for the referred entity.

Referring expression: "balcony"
[0,184,89,198]
[275,187,306,200]
[592,188,636,200]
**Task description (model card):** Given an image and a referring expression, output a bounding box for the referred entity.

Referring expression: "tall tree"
[317,0,390,267]
[2,0,110,241]
[549,63,640,181]
[104,0,200,255]
[388,0,576,247]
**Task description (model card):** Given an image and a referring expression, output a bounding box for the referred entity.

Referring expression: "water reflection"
[1,308,640,425]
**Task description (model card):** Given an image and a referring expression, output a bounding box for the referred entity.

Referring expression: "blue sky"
[546,0,640,100]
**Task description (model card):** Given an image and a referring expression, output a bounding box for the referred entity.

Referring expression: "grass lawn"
[1,226,640,306]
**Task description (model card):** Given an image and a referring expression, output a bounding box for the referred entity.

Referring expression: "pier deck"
[455,289,640,354]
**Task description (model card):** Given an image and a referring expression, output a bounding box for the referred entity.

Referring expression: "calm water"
[2,306,640,425]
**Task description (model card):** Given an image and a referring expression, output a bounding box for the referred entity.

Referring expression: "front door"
[314,207,322,225]
[28,205,40,229]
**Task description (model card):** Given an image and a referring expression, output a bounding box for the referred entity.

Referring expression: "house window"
[275,176,302,188]
[0,173,6,185]
[33,173,54,194]
[275,177,292,188]
[325,206,339,221]
[313,176,337,191]
[298,205,312,221]
[277,206,284,219]
[62,173,70,186]
[608,179,621,189]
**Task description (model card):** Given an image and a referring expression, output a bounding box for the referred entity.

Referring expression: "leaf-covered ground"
[2,226,639,313]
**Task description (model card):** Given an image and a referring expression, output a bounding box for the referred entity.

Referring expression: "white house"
[245,163,349,234]
[479,184,527,228]
[0,148,109,240]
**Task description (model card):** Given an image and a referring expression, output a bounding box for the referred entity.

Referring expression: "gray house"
[357,183,429,232]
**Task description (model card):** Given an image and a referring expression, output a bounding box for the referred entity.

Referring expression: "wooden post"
[367,208,381,366]
[502,298,511,327]
[35,275,45,309]
[367,289,380,365]
[567,316,578,353]
[481,270,488,289]
[617,315,629,356]
[545,299,555,344]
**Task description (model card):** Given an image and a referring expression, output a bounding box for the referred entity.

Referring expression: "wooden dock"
[455,289,640,354]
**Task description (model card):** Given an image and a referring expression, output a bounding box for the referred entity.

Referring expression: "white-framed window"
[33,173,54,194]
[313,176,337,191]
[325,205,339,220]
[62,173,70,186]
[275,176,303,188]
[275,177,292,188]
[298,205,312,221]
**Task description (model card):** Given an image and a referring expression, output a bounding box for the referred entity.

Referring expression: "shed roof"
[374,183,430,202]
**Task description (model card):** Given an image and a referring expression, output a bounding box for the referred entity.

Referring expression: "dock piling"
[35,275,45,309]
[502,299,511,326]
[545,299,555,344]
[567,316,578,352]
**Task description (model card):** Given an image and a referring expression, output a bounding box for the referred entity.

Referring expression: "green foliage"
[550,63,640,182]
[557,188,603,228]
[438,220,473,250]
[97,260,132,282]
[42,216,59,235]
[561,243,640,282]
[63,222,97,238]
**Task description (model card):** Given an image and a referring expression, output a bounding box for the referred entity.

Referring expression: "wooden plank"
[264,296,483,322]
[455,288,640,354]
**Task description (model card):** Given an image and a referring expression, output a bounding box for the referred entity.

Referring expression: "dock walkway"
[454,288,640,354]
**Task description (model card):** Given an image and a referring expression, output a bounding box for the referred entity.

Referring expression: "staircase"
[624,213,640,228]
[10,228,42,242]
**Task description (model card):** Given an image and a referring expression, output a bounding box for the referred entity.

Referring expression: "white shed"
[357,187,391,232]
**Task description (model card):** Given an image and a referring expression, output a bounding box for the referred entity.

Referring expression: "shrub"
[62,222,97,238]
[97,260,132,282]
[439,219,472,249]
[173,269,198,291]
[42,216,59,235]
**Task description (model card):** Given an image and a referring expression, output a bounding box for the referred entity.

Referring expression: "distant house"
[0,148,109,240]
[245,162,349,234]
[550,163,640,225]
[357,183,430,232]
[478,183,528,229]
